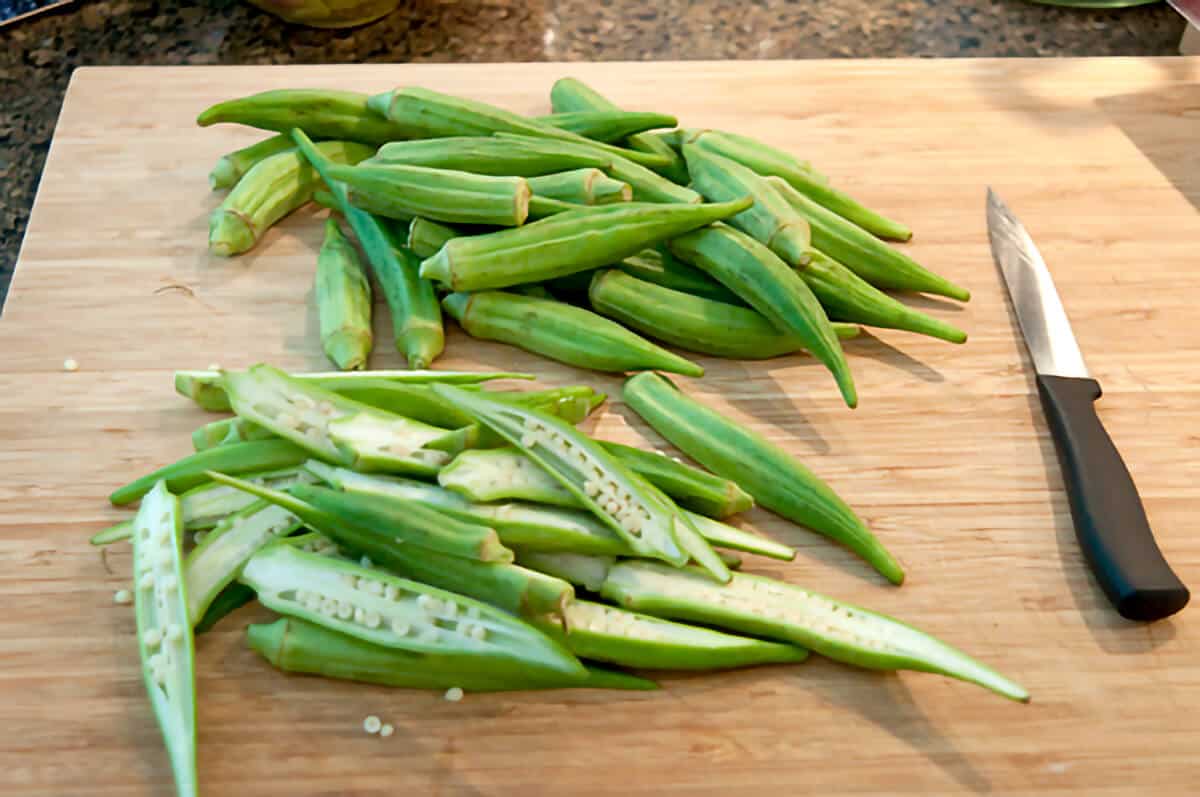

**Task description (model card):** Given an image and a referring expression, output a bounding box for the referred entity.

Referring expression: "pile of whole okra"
[96,78,1022,796]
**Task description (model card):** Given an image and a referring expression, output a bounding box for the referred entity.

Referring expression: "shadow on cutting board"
[850,331,946,385]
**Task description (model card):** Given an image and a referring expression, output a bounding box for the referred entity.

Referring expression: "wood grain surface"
[2,59,1199,796]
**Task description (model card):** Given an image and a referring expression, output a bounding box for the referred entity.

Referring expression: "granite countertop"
[0,0,1187,307]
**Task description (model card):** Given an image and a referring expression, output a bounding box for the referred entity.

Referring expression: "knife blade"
[987,188,1188,622]
[1167,0,1200,30]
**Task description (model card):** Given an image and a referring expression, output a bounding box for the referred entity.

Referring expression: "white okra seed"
[391,619,410,635]
[444,687,464,702]
[165,624,183,642]
[384,584,398,601]
[354,608,366,624]
[138,573,154,590]
[337,602,353,620]
[379,724,394,738]
[142,629,162,648]
[363,715,382,734]
[364,611,381,629]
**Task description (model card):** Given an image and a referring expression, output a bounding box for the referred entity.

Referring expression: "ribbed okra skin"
[534,110,678,143]
[766,175,969,301]
[600,561,1029,702]
[315,218,373,371]
[589,270,860,361]
[596,440,754,519]
[622,373,905,585]
[527,169,631,206]
[419,197,751,292]
[209,133,295,191]
[407,217,462,259]
[668,222,857,409]
[371,136,610,175]
[197,89,414,144]
[442,290,705,377]
[617,247,742,306]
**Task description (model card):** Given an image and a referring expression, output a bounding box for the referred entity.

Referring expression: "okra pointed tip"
[324,331,370,371]
[365,91,392,119]
[418,249,451,286]
[208,211,256,257]
[245,620,287,667]
[209,159,237,191]
[441,292,469,322]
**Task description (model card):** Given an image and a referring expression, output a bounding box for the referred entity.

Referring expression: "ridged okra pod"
[174,367,530,412]
[221,364,470,475]
[767,175,969,301]
[685,128,912,241]
[623,372,905,585]
[208,140,373,256]
[549,78,689,184]
[209,133,294,191]
[197,89,414,144]
[527,169,631,206]
[192,416,273,451]
[596,440,753,519]
[682,142,812,267]
[669,222,858,408]
[315,218,373,370]
[292,130,443,367]
[442,291,704,377]
[370,135,609,175]
[801,249,968,344]
[248,618,656,691]
[618,247,742,305]
[513,551,615,591]
[536,598,808,671]
[239,543,585,679]
[407,217,462,259]
[130,482,198,797]
[589,270,860,360]
[601,561,1030,702]
[429,387,731,583]
[366,86,670,169]
[534,110,678,143]
[419,197,751,291]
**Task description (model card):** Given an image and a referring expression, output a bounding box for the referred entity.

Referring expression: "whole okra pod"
[442,290,705,377]
[527,169,632,205]
[596,440,754,519]
[197,89,414,144]
[209,133,294,191]
[407,217,462,259]
[419,197,752,292]
[534,110,678,142]
[315,218,373,370]
[370,135,610,175]
[623,372,905,585]
[617,247,742,305]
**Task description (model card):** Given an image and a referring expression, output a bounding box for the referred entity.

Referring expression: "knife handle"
[1037,374,1188,622]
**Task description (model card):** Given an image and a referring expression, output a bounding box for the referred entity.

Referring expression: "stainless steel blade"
[1167,0,1200,30]
[986,188,1089,379]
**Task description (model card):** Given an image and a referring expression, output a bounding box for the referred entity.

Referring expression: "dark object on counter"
[987,187,1188,623]
[0,0,71,26]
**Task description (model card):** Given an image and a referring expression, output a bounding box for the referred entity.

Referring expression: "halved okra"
[597,441,753,520]
[183,499,303,624]
[419,198,752,292]
[315,217,373,370]
[209,133,295,191]
[221,364,470,474]
[536,598,808,671]
[527,169,632,206]
[589,269,860,361]
[429,386,732,583]
[248,617,657,691]
[534,110,678,143]
[442,290,705,377]
[174,367,530,413]
[513,551,615,592]
[212,472,574,619]
[622,373,904,585]
[240,543,585,680]
[370,135,610,175]
[601,561,1030,702]
[130,482,198,797]
[192,416,273,451]
[197,89,415,144]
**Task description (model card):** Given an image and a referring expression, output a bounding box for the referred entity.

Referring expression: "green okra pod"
[537,598,808,671]
[513,551,614,591]
[209,133,295,191]
[526,195,581,219]
[248,617,656,691]
[419,197,752,291]
[669,222,857,408]
[208,140,373,257]
[549,78,689,185]
[366,86,671,169]
[110,439,310,506]
[495,133,698,204]
[589,269,860,360]
[685,128,911,241]
[681,142,812,267]
[197,89,414,145]
[534,110,679,143]
[130,482,198,797]
[239,542,585,679]
[292,129,444,368]
[315,218,373,371]
[767,176,969,301]
[618,247,742,305]
[191,416,273,451]
[194,583,255,635]
[407,217,463,259]
[442,290,705,377]
[370,135,610,175]
[601,561,1029,702]
[623,373,904,584]
[173,367,531,412]
[801,249,968,344]
[596,440,753,519]
[221,364,469,475]
[528,169,632,206]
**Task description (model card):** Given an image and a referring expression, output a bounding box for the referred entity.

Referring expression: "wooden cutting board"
[3,58,1199,796]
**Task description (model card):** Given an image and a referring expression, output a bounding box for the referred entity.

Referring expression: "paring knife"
[987,188,1189,623]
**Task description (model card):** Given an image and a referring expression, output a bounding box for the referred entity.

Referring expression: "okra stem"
[315,217,373,370]
[209,133,295,191]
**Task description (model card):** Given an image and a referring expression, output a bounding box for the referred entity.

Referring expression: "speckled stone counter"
[0,0,1186,306]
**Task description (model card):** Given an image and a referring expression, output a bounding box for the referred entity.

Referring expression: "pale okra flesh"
[513,551,615,592]
[209,133,295,191]
[622,372,904,585]
[197,89,414,145]
[418,197,752,292]
[600,561,1029,702]
[589,270,861,362]
[315,217,373,370]
[131,482,198,797]
[248,617,657,691]
[534,110,678,143]
[596,440,754,519]
[240,543,586,680]
[191,416,273,451]
[370,136,610,175]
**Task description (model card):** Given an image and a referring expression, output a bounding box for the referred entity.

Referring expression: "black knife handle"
[1037,374,1188,622]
